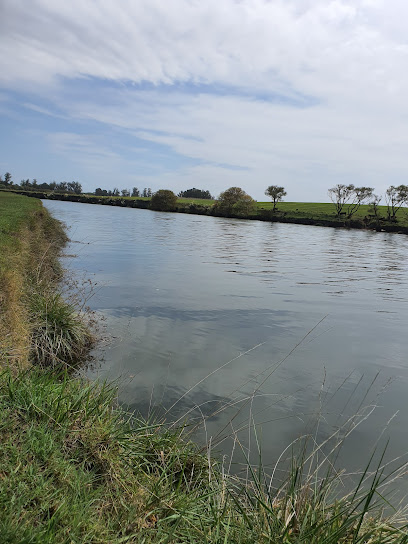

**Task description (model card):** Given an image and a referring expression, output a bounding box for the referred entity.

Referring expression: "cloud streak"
[0,0,407,199]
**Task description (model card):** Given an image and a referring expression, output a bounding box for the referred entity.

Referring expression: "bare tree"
[345,186,374,219]
[328,184,355,216]
[368,194,382,222]
[264,185,287,211]
[385,185,408,221]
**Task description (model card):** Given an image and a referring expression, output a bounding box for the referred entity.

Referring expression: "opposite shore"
[5,188,408,235]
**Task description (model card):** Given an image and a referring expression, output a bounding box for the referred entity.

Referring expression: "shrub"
[149,189,178,211]
[215,187,256,216]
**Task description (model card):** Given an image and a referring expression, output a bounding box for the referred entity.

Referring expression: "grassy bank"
[1,193,408,543]
[6,188,408,234]
[0,192,91,369]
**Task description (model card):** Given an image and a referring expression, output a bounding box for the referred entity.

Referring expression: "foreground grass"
[1,369,408,544]
[0,370,408,544]
[1,192,408,542]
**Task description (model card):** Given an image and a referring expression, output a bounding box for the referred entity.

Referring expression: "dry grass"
[0,193,82,370]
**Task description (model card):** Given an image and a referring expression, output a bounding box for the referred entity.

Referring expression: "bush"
[215,187,256,216]
[149,189,178,211]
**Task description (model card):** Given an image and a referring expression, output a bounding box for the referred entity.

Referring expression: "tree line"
[327,184,408,222]
[213,184,408,222]
[94,187,153,197]
[0,173,82,194]
[2,170,408,222]
[94,187,213,199]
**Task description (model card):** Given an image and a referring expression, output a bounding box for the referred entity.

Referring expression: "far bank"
[5,188,408,235]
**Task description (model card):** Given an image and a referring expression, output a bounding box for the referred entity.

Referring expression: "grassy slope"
[0,193,43,365]
[1,192,408,543]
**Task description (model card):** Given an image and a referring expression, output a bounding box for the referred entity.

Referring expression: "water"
[44,200,408,479]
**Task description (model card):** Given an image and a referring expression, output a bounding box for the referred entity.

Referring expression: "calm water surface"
[44,200,408,477]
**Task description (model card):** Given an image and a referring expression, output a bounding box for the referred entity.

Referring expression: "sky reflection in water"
[44,200,408,478]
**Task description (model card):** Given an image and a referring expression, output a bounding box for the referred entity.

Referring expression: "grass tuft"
[29,292,94,370]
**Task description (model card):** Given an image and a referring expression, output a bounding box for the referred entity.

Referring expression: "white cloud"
[1,0,408,198]
[1,0,407,103]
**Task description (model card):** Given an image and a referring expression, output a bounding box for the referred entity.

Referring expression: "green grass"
[0,192,42,266]
[0,368,407,543]
[256,201,408,226]
[176,197,216,205]
[30,292,93,370]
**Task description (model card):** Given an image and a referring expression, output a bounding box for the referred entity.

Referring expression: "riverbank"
[1,192,408,543]
[6,188,408,235]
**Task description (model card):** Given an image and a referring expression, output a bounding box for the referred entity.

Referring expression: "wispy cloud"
[0,1,407,199]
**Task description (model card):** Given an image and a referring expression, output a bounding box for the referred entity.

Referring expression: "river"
[44,200,408,481]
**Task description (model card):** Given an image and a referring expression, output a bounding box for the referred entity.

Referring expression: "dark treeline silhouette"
[178,188,213,199]
[95,187,152,197]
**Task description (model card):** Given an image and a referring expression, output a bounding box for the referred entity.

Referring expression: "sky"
[1,0,408,201]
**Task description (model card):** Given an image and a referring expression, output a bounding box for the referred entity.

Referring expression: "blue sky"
[1,0,408,200]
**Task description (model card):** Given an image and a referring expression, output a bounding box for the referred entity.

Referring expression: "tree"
[121,189,130,197]
[131,187,140,197]
[55,181,68,193]
[385,185,408,221]
[231,194,257,216]
[216,187,256,215]
[328,184,355,216]
[142,188,148,198]
[345,186,373,219]
[4,172,12,186]
[112,187,120,196]
[178,188,213,199]
[368,194,382,222]
[67,181,82,194]
[264,185,287,211]
[149,189,177,211]
[147,188,152,197]
[328,184,376,219]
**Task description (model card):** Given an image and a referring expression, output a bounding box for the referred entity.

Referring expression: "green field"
[0,192,42,259]
[177,197,408,227]
[178,197,408,225]
[258,201,379,217]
